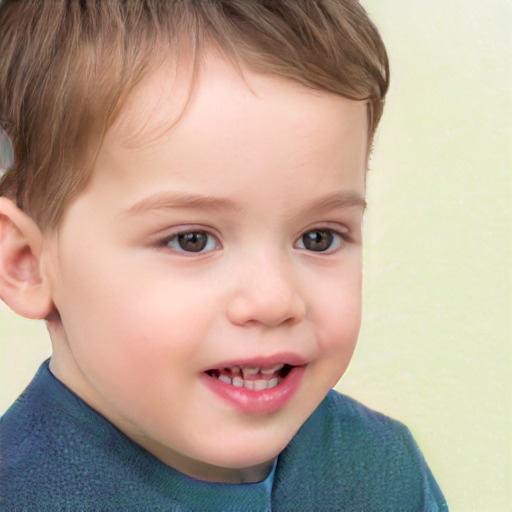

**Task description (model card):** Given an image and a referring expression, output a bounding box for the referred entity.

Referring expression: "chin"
[203,426,298,470]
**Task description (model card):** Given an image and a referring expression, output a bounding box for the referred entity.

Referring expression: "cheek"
[313,266,362,375]
[320,297,361,352]
[60,264,218,378]
[319,263,362,336]
[52,258,160,380]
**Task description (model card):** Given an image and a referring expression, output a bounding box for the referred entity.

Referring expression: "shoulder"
[296,389,424,465]
[0,362,93,508]
[321,389,415,444]
[322,390,447,501]
[297,389,422,458]
[323,388,403,426]
[273,390,448,512]
[0,361,175,511]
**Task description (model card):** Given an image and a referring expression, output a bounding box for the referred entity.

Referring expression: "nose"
[226,252,306,328]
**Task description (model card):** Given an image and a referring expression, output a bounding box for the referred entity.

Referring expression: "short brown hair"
[0,0,389,230]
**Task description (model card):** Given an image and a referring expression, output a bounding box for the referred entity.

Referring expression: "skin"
[1,55,368,483]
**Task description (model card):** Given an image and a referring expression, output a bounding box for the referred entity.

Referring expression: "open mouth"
[202,359,306,413]
[205,364,293,391]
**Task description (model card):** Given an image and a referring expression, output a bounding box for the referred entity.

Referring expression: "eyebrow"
[123,191,243,216]
[307,191,367,212]
[122,190,366,217]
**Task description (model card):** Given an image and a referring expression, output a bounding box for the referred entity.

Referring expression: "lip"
[205,352,309,371]
[201,355,307,414]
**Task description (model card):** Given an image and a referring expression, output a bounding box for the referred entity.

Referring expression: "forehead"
[105,53,368,155]
[57,53,368,244]
[82,53,369,221]
[105,61,190,148]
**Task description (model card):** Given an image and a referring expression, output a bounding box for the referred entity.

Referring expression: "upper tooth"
[242,367,259,378]
[261,364,285,375]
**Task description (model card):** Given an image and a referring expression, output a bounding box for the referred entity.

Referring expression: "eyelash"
[155,229,221,254]
[154,226,351,255]
[295,228,351,253]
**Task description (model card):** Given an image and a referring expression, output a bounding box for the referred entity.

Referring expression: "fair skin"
[0,55,367,483]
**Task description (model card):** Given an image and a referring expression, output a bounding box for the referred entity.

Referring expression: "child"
[0,1,448,510]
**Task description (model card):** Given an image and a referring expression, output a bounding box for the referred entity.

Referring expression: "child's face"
[45,55,367,483]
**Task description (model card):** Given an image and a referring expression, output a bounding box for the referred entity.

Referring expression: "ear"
[0,197,54,319]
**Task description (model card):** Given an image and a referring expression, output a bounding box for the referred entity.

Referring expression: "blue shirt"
[1,360,448,511]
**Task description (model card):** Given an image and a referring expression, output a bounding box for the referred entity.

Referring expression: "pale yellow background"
[1,1,511,510]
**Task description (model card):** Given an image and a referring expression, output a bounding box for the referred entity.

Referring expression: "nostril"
[226,291,306,328]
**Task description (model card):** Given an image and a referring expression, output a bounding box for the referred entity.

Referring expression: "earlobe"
[0,197,55,319]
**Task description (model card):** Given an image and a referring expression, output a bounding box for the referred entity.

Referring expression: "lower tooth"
[232,377,244,387]
[253,380,267,391]
[222,376,280,390]
[267,378,279,388]
[218,375,232,385]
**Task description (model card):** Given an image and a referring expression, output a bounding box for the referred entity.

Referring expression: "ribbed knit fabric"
[1,360,448,511]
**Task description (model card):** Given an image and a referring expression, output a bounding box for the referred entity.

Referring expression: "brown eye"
[161,231,219,253]
[298,229,342,252]
[176,232,209,252]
